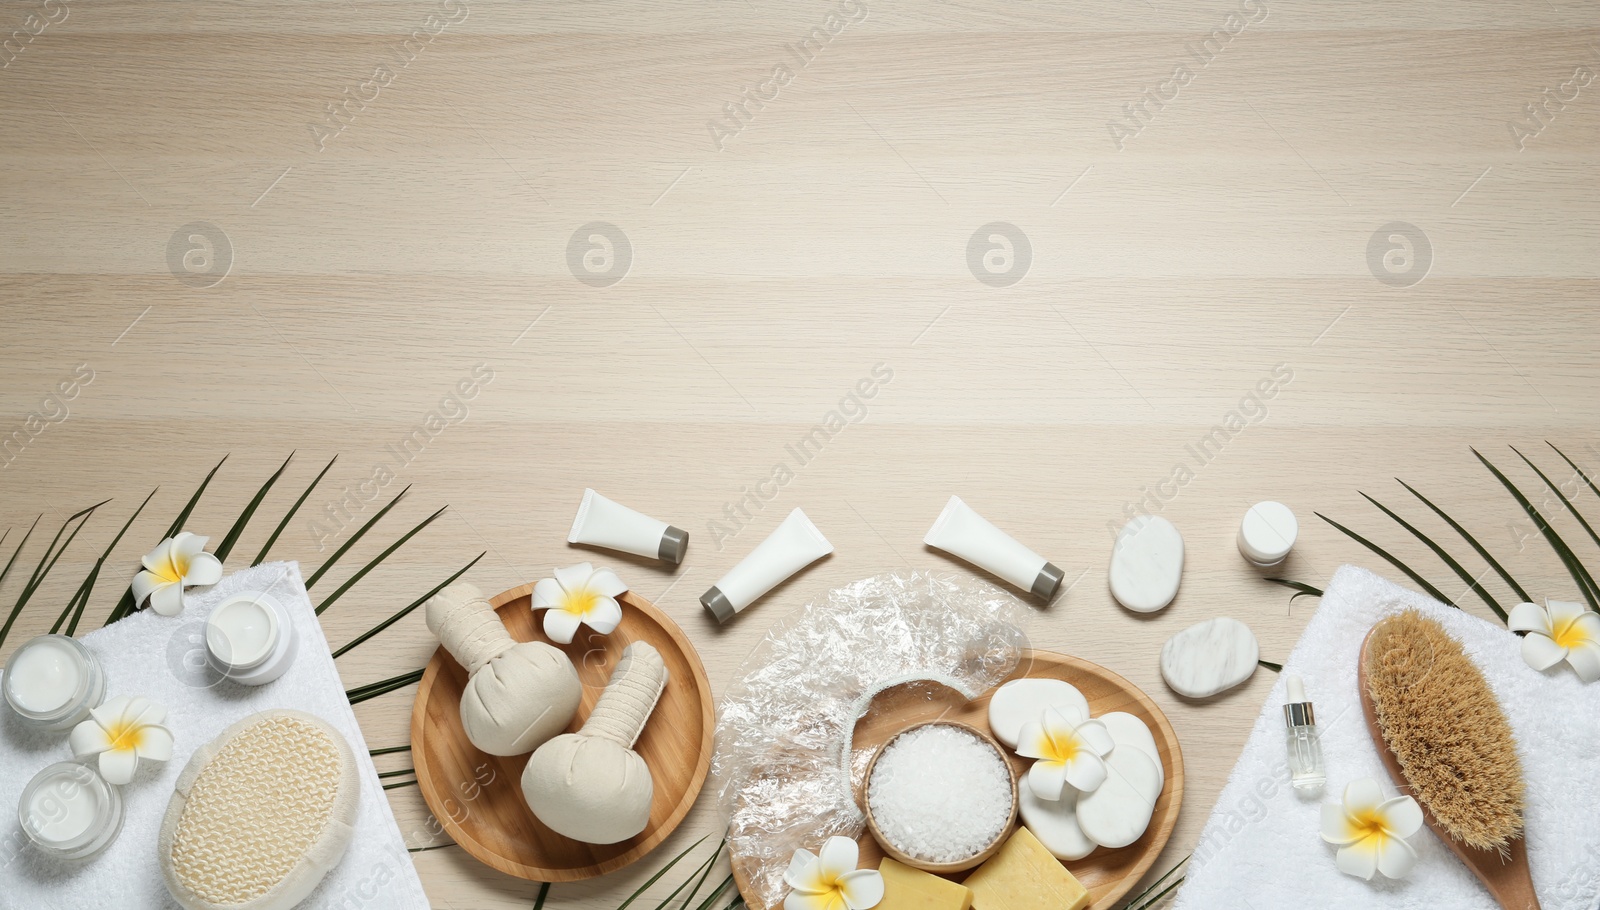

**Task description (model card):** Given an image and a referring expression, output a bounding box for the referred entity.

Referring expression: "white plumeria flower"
[131,531,223,616]
[1015,706,1115,801]
[531,563,627,645]
[1509,599,1600,683]
[69,695,174,786]
[1320,778,1424,881]
[783,836,884,910]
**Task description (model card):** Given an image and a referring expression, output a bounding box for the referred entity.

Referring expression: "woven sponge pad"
[159,710,361,910]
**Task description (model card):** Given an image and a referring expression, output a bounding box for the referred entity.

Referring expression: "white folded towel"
[1174,565,1600,910]
[0,562,430,910]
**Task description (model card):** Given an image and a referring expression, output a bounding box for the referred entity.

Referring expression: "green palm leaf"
[616,836,711,910]
[1397,479,1532,604]
[345,667,425,704]
[1473,448,1600,611]
[1123,854,1188,910]
[305,485,412,590]
[533,882,550,910]
[1263,578,1322,600]
[4,500,108,642]
[1258,660,1283,672]
[53,488,160,636]
[0,515,42,649]
[332,552,484,657]
[1511,446,1600,592]
[1359,492,1506,621]
[315,505,448,616]
[163,455,228,540]
[1548,441,1600,509]
[214,452,293,562]
[253,455,337,566]
[1316,512,1455,606]
[653,840,725,910]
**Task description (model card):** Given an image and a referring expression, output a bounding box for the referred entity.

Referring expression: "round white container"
[3,634,106,731]
[1238,501,1298,567]
[205,591,297,685]
[18,760,124,860]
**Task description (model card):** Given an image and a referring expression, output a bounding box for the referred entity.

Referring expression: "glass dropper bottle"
[1284,675,1325,792]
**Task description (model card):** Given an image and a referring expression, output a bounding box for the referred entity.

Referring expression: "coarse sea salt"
[867,724,1013,864]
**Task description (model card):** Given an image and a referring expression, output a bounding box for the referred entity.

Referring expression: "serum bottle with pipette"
[1283,675,1325,792]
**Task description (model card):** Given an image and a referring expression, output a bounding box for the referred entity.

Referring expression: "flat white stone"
[1160,616,1259,698]
[987,678,1089,749]
[1099,711,1164,793]
[1109,515,1184,613]
[1075,746,1161,849]
[1018,777,1097,861]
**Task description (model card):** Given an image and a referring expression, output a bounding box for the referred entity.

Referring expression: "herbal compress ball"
[424,583,582,756]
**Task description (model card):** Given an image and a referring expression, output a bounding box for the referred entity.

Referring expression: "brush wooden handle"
[1357,625,1541,910]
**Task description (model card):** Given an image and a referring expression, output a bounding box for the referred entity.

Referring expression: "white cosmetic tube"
[924,495,1064,600]
[701,508,832,623]
[568,489,689,564]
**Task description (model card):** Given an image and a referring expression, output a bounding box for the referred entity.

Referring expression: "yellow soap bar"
[877,858,972,910]
[963,828,1090,910]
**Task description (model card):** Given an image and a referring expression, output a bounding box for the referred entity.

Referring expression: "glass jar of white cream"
[3,634,107,731]
[18,760,124,860]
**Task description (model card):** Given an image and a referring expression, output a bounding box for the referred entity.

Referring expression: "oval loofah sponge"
[158,710,361,910]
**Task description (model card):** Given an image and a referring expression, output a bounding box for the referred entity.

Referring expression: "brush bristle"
[1364,610,1524,853]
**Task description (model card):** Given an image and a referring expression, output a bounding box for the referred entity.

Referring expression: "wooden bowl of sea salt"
[862,721,1018,874]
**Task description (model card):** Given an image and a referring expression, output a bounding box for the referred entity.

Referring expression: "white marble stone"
[987,678,1089,749]
[1100,711,1164,793]
[1108,515,1184,613]
[1160,616,1259,698]
[1075,746,1161,849]
[1018,778,1096,861]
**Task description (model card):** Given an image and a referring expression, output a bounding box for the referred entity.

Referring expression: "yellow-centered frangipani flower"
[130,531,223,616]
[1320,778,1423,881]
[783,836,884,910]
[1015,706,1115,800]
[69,695,174,785]
[531,563,627,644]
[1510,599,1600,683]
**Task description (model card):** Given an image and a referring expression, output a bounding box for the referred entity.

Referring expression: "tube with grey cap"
[568,489,689,565]
[701,508,832,623]
[923,495,1064,600]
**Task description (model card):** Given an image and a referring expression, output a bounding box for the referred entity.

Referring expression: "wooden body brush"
[1358,611,1539,910]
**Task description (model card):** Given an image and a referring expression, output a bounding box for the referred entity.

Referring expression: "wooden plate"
[731,649,1184,909]
[410,585,716,882]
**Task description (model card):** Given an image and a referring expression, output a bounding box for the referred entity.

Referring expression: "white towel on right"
[1174,565,1600,910]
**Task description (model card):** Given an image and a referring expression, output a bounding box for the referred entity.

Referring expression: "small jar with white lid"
[3,634,107,731]
[1239,501,1298,567]
[18,760,124,860]
[205,590,297,685]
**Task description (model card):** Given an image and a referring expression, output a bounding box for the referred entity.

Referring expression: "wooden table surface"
[3,1,1597,906]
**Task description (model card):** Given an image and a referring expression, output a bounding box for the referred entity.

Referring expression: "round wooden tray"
[731,649,1184,909]
[410,584,716,882]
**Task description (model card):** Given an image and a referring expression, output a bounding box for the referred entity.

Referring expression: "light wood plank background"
[3,0,1598,906]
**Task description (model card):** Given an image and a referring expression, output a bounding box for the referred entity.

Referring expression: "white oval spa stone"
[1160,616,1259,698]
[1109,516,1184,613]
[1075,746,1161,849]
[987,678,1090,749]
[1099,712,1164,793]
[1019,778,1096,861]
